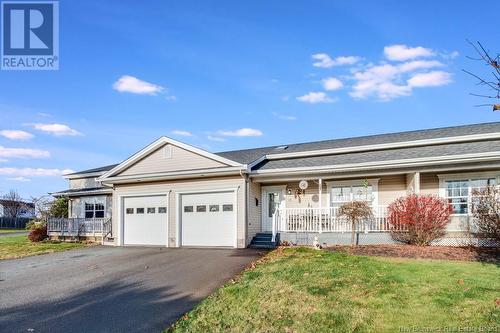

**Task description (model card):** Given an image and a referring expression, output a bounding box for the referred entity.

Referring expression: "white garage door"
[180,191,236,247]
[123,195,168,246]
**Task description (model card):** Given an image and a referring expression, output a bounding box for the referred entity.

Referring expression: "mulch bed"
[328,245,500,264]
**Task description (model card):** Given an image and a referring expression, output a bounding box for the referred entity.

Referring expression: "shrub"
[338,201,373,246]
[387,194,452,246]
[27,220,48,242]
[471,187,500,242]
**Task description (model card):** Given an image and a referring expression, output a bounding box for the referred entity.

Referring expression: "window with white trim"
[444,178,497,214]
[330,181,375,208]
[85,203,105,218]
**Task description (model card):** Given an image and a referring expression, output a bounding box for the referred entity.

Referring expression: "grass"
[169,247,500,333]
[0,235,87,260]
[0,228,26,233]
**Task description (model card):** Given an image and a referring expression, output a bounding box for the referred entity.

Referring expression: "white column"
[318,178,322,234]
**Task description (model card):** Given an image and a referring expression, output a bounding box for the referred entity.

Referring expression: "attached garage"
[123,195,168,246]
[179,191,237,247]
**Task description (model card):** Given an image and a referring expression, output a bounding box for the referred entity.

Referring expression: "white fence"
[47,218,111,237]
[274,206,390,235]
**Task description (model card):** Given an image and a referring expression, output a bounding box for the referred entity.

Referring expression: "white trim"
[119,192,170,247]
[98,136,243,181]
[325,178,379,208]
[251,162,500,183]
[251,152,500,176]
[176,187,239,248]
[261,185,286,232]
[100,166,245,184]
[263,132,500,161]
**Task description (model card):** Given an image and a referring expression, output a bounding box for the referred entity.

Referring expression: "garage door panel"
[123,195,168,246]
[181,192,235,247]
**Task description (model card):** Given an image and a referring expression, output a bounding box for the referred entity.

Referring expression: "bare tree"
[1,190,27,218]
[338,201,373,246]
[30,195,52,220]
[463,41,500,111]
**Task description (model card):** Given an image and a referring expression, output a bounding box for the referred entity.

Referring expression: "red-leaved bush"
[27,221,48,242]
[387,194,452,246]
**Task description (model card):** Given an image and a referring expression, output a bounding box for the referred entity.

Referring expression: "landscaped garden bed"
[167,247,500,332]
[328,244,500,264]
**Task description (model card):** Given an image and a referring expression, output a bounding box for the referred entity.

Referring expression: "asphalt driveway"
[0,246,263,333]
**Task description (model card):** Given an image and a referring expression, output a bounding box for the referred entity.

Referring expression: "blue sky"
[0,0,499,198]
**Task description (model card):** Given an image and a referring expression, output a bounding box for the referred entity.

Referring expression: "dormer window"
[164,145,172,159]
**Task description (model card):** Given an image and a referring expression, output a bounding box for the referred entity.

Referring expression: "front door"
[261,186,285,232]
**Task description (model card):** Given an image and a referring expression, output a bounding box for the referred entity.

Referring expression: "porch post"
[318,178,322,234]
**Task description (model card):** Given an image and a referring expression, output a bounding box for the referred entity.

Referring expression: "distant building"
[0,200,36,218]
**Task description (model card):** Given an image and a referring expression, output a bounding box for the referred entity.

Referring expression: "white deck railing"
[273,206,390,238]
[47,218,111,238]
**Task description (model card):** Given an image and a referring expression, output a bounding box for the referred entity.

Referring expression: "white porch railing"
[47,218,111,238]
[272,206,391,240]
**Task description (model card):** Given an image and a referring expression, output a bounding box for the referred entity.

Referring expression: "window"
[85,203,105,218]
[184,206,193,213]
[158,207,167,214]
[147,207,155,214]
[209,205,219,212]
[136,208,145,214]
[331,184,373,208]
[445,177,497,214]
[222,204,233,212]
[126,208,134,214]
[196,205,207,212]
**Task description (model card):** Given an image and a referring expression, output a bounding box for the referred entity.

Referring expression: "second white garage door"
[123,195,168,246]
[180,191,236,247]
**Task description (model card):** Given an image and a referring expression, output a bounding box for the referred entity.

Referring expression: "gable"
[117,143,228,177]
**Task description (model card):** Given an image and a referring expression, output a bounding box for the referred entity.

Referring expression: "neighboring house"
[0,200,35,218]
[49,122,500,247]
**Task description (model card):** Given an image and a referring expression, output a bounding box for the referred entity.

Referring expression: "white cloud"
[296,92,336,104]
[312,53,360,68]
[165,95,177,101]
[0,158,7,163]
[350,61,451,101]
[7,176,31,182]
[407,71,452,87]
[171,130,193,137]
[322,77,344,91]
[0,130,34,140]
[32,123,82,136]
[207,135,226,142]
[0,146,50,159]
[217,128,263,137]
[384,44,435,61]
[113,75,164,95]
[0,167,74,177]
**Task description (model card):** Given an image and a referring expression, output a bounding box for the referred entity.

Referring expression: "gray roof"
[70,122,500,175]
[252,139,500,171]
[216,121,500,164]
[51,187,112,196]
[66,164,118,176]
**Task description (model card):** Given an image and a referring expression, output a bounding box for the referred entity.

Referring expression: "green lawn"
[169,247,500,333]
[0,235,87,260]
[0,228,26,233]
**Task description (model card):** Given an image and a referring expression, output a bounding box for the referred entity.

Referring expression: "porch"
[47,217,112,243]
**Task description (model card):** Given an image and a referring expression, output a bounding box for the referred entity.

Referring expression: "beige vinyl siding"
[420,173,440,196]
[378,175,407,206]
[119,144,226,176]
[266,181,328,209]
[69,177,101,189]
[247,181,261,243]
[112,176,247,248]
